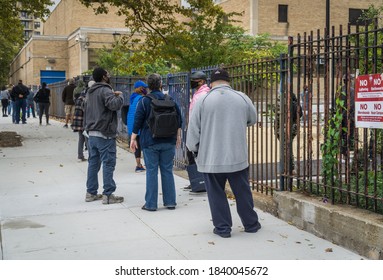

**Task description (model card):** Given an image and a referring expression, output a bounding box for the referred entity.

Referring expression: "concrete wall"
[273,191,383,259]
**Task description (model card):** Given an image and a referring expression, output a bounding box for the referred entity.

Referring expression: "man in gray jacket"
[186,68,261,238]
[84,67,124,204]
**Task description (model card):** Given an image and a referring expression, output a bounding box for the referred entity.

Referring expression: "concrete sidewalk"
[0,115,365,260]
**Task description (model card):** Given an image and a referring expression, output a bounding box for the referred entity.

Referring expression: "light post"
[112,31,121,45]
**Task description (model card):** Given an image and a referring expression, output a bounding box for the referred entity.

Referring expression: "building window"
[278,4,288,23]
[20,11,28,18]
[349,9,371,25]
[34,22,41,29]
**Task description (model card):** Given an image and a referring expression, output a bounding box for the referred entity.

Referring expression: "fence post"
[279,54,287,191]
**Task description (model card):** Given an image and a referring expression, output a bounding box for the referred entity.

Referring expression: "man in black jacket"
[11,80,29,124]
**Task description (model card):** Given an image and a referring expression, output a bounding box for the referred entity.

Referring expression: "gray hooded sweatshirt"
[85,82,123,138]
[186,84,257,173]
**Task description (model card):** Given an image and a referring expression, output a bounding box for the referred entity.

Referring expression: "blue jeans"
[8,101,12,115]
[86,136,117,196]
[142,142,177,210]
[15,99,27,123]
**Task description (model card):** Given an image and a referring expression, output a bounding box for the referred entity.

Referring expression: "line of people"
[79,66,261,238]
[1,80,51,125]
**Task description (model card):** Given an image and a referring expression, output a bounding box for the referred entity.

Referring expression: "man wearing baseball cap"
[127,80,148,172]
[186,68,261,238]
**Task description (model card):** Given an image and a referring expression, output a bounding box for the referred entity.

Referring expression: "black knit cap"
[210,68,230,83]
[190,71,207,81]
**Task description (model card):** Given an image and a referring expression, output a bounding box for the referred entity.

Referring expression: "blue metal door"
[40,70,66,85]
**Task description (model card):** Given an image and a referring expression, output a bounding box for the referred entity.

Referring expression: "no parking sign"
[355,73,383,128]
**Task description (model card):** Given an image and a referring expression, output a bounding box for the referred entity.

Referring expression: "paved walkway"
[0,115,365,260]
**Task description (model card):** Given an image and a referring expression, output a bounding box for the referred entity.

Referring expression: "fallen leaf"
[208,241,215,245]
[267,240,274,242]
[59,164,63,167]
[325,248,333,252]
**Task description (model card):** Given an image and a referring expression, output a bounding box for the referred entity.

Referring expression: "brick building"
[215,0,381,39]
[10,0,128,86]
[9,0,382,86]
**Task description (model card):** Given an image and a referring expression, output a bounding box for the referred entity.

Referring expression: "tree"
[81,0,286,74]
[0,0,53,85]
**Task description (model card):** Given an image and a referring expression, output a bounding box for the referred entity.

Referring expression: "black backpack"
[146,93,180,138]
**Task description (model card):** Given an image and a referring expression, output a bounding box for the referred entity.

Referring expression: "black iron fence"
[47,21,383,215]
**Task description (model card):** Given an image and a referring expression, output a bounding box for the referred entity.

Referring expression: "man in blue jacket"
[186,68,261,238]
[127,80,147,172]
[130,73,182,211]
[84,67,124,205]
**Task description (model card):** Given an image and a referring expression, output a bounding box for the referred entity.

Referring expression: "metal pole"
[326,0,330,38]
[279,53,286,191]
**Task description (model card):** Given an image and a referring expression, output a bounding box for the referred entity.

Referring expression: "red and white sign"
[355,73,383,128]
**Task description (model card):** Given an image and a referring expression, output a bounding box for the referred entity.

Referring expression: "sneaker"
[213,228,231,238]
[102,194,124,204]
[63,124,68,128]
[85,192,102,202]
[167,206,176,210]
[189,190,206,195]
[141,205,156,211]
[244,221,262,233]
[183,185,192,190]
[135,165,146,172]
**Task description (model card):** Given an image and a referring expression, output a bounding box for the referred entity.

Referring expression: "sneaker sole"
[102,199,124,204]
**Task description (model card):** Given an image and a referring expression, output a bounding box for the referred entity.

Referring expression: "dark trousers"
[27,103,36,118]
[186,148,195,165]
[134,135,142,159]
[15,99,27,123]
[78,131,88,158]
[202,168,259,234]
[38,102,50,124]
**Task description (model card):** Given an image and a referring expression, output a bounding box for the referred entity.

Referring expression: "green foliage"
[95,43,173,76]
[0,0,53,85]
[350,171,383,212]
[359,4,383,24]
[80,0,286,72]
[349,4,383,75]
[321,89,346,186]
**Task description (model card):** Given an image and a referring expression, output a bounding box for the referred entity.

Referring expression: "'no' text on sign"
[355,73,383,128]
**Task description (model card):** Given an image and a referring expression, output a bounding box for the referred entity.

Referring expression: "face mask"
[190,81,199,89]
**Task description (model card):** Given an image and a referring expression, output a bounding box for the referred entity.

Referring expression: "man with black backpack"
[130,73,182,211]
